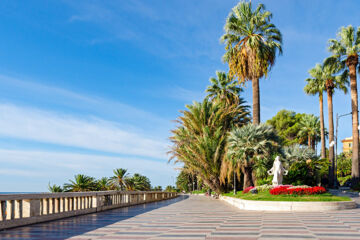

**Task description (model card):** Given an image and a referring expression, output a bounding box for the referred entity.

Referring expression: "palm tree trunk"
[347,56,359,185]
[308,135,311,149]
[243,167,254,189]
[327,89,335,187]
[319,94,326,159]
[252,77,260,125]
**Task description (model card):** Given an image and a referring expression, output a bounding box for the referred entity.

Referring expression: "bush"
[256,184,273,192]
[270,185,326,195]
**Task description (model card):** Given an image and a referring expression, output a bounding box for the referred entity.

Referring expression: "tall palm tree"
[226,124,280,189]
[169,99,250,194]
[206,71,243,105]
[327,25,360,184]
[111,168,129,191]
[304,64,326,159]
[311,61,349,185]
[221,1,282,124]
[297,114,321,150]
[63,174,97,192]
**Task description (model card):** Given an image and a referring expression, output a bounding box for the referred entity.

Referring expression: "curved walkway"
[2,195,360,239]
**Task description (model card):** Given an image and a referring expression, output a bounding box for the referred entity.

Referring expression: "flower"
[269,185,326,195]
[243,186,255,193]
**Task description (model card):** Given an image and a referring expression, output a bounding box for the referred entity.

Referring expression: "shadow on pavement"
[0,195,188,240]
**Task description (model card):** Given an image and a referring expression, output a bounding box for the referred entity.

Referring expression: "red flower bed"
[243,186,255,193]
[270,185,326,195]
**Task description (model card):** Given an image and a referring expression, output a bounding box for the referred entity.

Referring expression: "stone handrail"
[0,191,177,230]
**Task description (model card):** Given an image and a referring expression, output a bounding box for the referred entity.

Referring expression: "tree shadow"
[0,195,188,240]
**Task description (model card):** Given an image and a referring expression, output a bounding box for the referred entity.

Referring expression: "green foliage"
[221,1,282,82]
[227,124,281,169]
[297,114,321,149]
[129,173,151,191]
[282,145,328,186]
[152,186,162,191]
[169,98,250,194]
[266,110,324,146]
[63,174,97,192]
[96,177,111,191]
[176,170,193,192]
[337,152,352,177]
[165,185,177,192]
[206,71,243,105]
[49,169,154,193]
[266,110,305,145]
[110,168,130,191]
[225,123,281,188]
[223,191,351,202]
[48,183,63,193]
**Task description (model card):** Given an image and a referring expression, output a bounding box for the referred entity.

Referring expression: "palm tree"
[226,124,280,189]
[97,177,110,191]
[221,1,282,124]
[169,99,250,194]
[131,173,151,191]
[63,174,97,192]
[111,168,129,190]
[304,64,326,159]
[311,61,349,185]
[297,114,321,150]
[152,186,162,191]
[327,25,360,184]
[48,183,63,193]
[206,71,243,105]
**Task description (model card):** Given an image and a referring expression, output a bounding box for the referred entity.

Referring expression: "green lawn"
[223,191,351,202]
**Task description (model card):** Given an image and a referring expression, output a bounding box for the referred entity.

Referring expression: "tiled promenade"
[2,195,360,239]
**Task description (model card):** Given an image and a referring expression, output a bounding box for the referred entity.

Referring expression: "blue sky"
[0,0,359,192]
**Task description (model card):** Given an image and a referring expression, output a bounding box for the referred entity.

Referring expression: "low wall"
[0,191,177,230]
[220,195,356,212]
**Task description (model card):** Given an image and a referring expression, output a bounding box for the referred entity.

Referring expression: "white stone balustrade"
[0,191,177,230]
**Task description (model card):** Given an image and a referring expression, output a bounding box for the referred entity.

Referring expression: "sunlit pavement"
[2,195,360,239]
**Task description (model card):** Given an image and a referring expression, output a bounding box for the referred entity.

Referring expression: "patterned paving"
[2,195,360,239]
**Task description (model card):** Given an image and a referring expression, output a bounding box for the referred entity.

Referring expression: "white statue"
[267,156,288,186]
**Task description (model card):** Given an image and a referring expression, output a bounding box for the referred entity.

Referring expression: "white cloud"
[0,103,168,159]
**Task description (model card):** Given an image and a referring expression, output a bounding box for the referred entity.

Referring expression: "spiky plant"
[63,174,97,192]
[169,99,250,194]
[226,124,280,189]
[110,168,130,191]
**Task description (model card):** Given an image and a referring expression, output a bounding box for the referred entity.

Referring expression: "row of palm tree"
[48,168,153,192]
[304,25,360,185]
[172,1,331,193]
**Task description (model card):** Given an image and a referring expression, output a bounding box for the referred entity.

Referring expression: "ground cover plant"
[223,191,350,202]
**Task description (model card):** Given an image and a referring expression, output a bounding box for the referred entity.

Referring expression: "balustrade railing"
[0,191,177,230]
